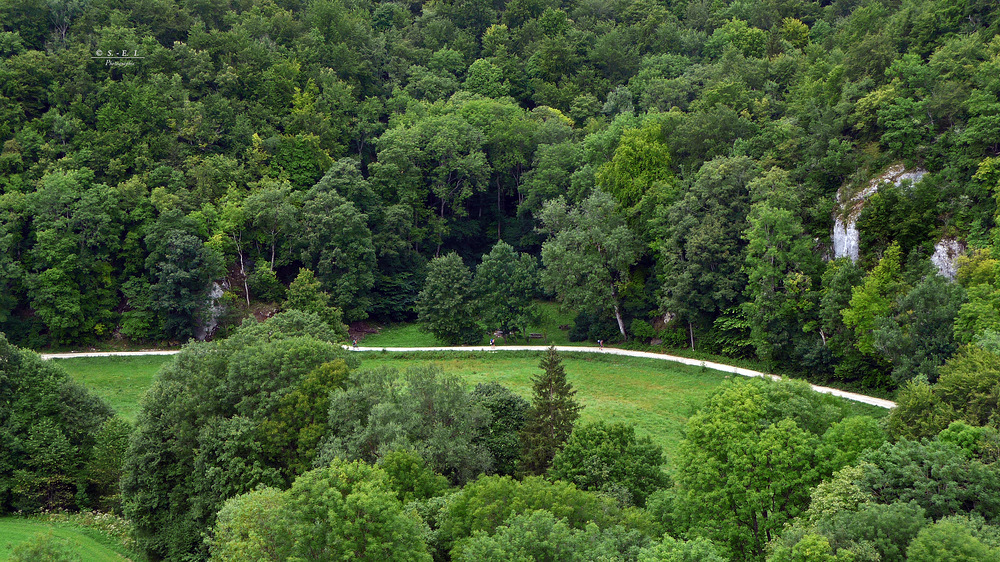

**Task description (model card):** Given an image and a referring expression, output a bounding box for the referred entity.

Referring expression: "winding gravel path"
[40,345,895,409]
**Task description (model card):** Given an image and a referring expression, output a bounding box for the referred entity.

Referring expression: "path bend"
[40,345,895,409]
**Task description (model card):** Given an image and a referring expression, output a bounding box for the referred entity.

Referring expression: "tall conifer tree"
[518,346,582,476]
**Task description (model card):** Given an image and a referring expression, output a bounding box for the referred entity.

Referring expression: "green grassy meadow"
[53,355,172,423]
[49,348,888,464]
[0,517,132,561]
[359,351,729,462]
[360,301,583,347]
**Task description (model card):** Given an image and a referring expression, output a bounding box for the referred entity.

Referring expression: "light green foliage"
[842,244,905,356]
[284,268,350,340]
[884,380,956,440]
[675,378,856,561]
[321,365,493,485]
[637,535,728,562]
[549,421,668,507]
[416,253,483,345]
[376,450,451,503]
[596,121,676,210]
[211,460,432,562]
[780,18,810,49]
[451,510,631,562]
[539,190,641,338]
[906,518,1000,562]
[465,59,510,98]
[209,487,287,561]
[519,347,582,476]
[122,312,357,561]
[436,474,628,554]
[704,19,768,59]
[820,416,887,470]
[473,241,540,339]
[803,465,874,525]
[9,531,82,562]
[767,533,854,562]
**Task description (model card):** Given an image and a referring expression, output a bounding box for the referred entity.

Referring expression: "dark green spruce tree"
[518,347,582,476]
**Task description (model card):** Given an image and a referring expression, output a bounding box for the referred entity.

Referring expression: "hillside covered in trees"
[4,0,1000,390]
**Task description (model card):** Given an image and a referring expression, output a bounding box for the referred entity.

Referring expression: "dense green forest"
[8,317,1000,561]
[3,0,1000,393]
[9,2,1000,558]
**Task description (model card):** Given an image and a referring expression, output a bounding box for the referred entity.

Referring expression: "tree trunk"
[610,284,627,339]
[688,319,695,350]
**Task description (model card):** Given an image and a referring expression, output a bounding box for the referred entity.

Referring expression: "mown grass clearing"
[360,302,583,347]
[0,517,132,561]
[49,350,888,464]
[52,355,172,423]
[363,351,739,463]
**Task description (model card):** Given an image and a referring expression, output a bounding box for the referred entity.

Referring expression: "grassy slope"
[53,355,172,423]
[50,348,887,463]
[361,352,727,462]
[0,518,130,561]
[356,351,887,463]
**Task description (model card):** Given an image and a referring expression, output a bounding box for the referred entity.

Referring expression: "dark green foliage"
[569,309,622,343]
[0,0,995,409]
[872,273,966,384]
[886,346,1000,440]
[121,312,357,561]
[549,421,668,507]
[470,382,529,476]
[519,347,582,476]
[82,416,132,512]
[817,501,928,562]
[472,241,540,339]
[653,156,756,346]
[858,438,1000,521]
[539,190,642,339]
[0,334,113,514]
[416,253,483,346]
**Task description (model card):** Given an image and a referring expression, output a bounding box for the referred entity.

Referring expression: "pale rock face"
[931,238,965,280]
[196,282,227,341]
[832,164,928,262]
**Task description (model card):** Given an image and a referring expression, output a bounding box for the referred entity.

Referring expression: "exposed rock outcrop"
[832,164,928,262]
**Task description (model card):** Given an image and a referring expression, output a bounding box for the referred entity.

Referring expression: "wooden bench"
[528,333,544,339]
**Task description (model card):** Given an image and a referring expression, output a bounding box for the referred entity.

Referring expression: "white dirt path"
[40,345,895,409]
